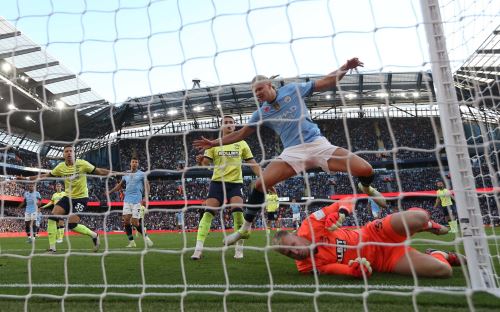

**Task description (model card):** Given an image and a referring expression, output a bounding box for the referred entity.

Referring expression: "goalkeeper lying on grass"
[273,198,464,278]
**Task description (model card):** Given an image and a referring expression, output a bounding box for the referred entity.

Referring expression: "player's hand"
[344,58,364,71]
[348,257,373,278]
[195,154,205,165]
[325,212,346,231]
[193,136,216,151]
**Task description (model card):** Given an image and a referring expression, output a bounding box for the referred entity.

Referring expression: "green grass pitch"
[1,230,499,311]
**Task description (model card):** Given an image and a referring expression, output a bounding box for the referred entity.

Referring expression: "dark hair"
[223,115,235,121]
[63,144,73,150]
[131,156,138,161]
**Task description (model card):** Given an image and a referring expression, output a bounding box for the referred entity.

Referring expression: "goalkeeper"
[273,198,464,278]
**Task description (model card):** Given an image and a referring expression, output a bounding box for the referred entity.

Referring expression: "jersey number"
[74,203,85,212]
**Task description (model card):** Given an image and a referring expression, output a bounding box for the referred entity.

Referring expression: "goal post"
[420,0,497,289]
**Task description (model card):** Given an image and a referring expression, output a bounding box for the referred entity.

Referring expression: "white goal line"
[0,283,467,291]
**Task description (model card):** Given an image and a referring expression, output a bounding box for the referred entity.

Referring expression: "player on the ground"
[434,181,458,233]
[265,189,279,234]
[194,58,386,246]
[107,157,153,248]
[40,182,67,243]
[191,115,261,260]
[18,145,116,253]
[273,198,462,278]
[17,183,41,243]
[290,198,301,231]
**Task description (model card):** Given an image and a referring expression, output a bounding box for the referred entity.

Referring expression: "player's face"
[277,234,313,260]
[63,147,75,164]
[437,182,444,189]
[222,117,235,133]
[56,184,62,192]
[28,184,35,191]
[253,82,274,103]
[130,159,139,170]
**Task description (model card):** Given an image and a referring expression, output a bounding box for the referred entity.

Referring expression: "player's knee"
[433,263,453,278]
[405,209,429,229]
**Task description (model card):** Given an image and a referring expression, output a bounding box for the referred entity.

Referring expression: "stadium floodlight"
[216,104,221,108]
[376,92,389,98]
[167,109,177,116]
[25,115,34,122]
[7,103,17,110]
[153,113,159,117]
[325,94,331,99]
[55,100,65,109]
[193,106,204,112]
[345,93,357,99]
[1,62,12,73]
[143,115,147,119]
[412,92,420,98]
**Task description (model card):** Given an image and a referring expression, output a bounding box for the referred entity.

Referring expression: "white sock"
[195,240,204,251]
[239,220,252,232]
[50,244,56,250]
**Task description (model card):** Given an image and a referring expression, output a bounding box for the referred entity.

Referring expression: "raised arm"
[245,158,261,177]
[313,58,364,92]
[17,173,52,181]
[40,200,55,209]
[193,126,255,150]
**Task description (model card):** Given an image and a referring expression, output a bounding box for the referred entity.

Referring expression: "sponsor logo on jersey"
[217,151,240,157]
[336,238,347,263]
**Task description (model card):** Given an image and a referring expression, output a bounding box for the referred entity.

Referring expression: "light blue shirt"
[290,203,301,214]
[122,170,146,204]
[248,82,322,149]
[176,211,184,224]
[24,191,41,214]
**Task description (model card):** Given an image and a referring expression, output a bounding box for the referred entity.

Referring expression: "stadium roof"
[454,24,500,108]
[122,72,435,130]
[0,17,122,142]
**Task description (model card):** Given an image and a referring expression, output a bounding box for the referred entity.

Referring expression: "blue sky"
[2,0,498,103]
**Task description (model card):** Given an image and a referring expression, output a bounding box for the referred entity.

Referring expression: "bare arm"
[143,180,150,202]
[193,126,256,150]
[93,168,114,176]
[17,173,52,181]
[245,158,261,177]
[17,199,26,210]
[107,180,124,195]
[313,58,364,92]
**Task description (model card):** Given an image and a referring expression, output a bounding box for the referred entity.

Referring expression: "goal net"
[0,0,499,310]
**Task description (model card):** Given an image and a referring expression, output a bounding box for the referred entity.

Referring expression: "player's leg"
[229,195,245,259]
[47,203,68,253]
[391,248,453,278]
[24,213,32,242]
[64,199,99,252]
[123,213,135,247]
[326,147,386,208]
[225,161,296,245]
[122,203,135,247]
[390,208,448,237]
[445,205,458,233]
[57,219,65,243]
[131,204,152,247]
[191,197,221,260]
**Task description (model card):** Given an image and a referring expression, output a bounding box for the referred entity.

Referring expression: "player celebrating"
[273,199,461,278]
[18,145,115,253]
[191,115,261,260]
[40,182,67,243]
[17,183,41,243]
[108,157,153,248]
[265,189,279,234]
[194,58,386,245]
[290,198,301,231]
[434,181,457,233]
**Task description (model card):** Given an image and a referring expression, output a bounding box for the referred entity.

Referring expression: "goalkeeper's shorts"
[361,214,415,273]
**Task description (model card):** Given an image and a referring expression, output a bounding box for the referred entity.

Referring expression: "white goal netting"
[0,0,499,311]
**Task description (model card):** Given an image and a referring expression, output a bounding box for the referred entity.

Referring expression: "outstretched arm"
[317,257,372,278]
[107,180,124,195]
[313,58,364,92]
[193,126,255,150]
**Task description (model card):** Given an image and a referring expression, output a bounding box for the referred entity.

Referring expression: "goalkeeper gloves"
[348,257,373,278]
